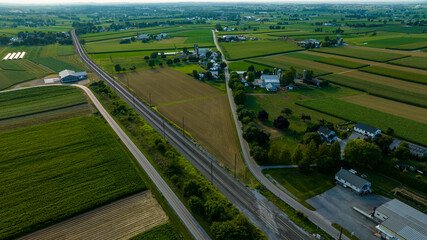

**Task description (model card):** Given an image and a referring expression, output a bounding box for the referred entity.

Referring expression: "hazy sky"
[3,0,425,4]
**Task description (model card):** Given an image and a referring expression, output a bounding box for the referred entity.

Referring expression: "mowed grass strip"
[340,94,427,124]
[220,40,303,60]
[31,57,83,72]
[311,46,408,62]
[389,56,427,70]
[319,74,427,108]
[297,97,427,145]
[315,57,369,69]
[0,86,87,120]
[0,116,145,239]
[359,65,427,85]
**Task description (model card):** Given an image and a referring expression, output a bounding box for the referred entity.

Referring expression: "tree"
[204,200,229,222]
[233,90,246,105]
[292,145,304,164]
[303,132,321,145]
[304,140,318,163]
[192,70,199,79]
[330,141,341,162]
[257,109,269,120]
[242,123,269,146]
[166,59,173,65]
[247,65,255,72]
[373,135,393,156]
[386,127,394,136]
[114,64,122,72]
[215,23,222,31]
[211,214,255,240]
[280,66,296,85]
[317,155,335,174]
[204,71,213,80]
[220,62,227,69]
[305,70,314,81]
[318,142,330,157]
[148,60,155,68]
[183,180,201,197]
[144,56,149,60]
[279,144,292,164]
[281,108,292,116]
[246,71,255,84]
[273,116,290,129]
[251,145,269,164]
[298,157,311,173]
[394,141,410,161]
[268,144,280,163]
[344,139,381,169]
[150,52,158,59]
[183,47,189,54]
[173,58,180,63]
[188,196,204,215]
[237,109,255,121]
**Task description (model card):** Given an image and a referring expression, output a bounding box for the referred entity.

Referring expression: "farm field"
[315,57,369,69]
[297,97,427,145]
[16,59,55,78]
[359,65,427,85]
[389,56,427,70]
[219,40,302,60]
[31,57,83,72]
[284,52,325,61]
[228,60,274,72]
[0,86,87,120]
[0,116,145,239]
[311,46,408,62]
[340,94,427,124]
[18,192,168,240]
[346,35,427,50]
[319,74,427,108]
[1,44,74,59]
[0,70,35,90]
[263,168,335,200]
[388,40,427,50]
[247,55,333,76]
[130,223,179,240]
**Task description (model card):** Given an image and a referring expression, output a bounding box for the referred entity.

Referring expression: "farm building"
[317,126,337,143]
[335,168,371,195]
[354,122,381,138]
[59,69,88,83]
[137,33,149,40]
[265,83,277,92]
[374,199,426,240]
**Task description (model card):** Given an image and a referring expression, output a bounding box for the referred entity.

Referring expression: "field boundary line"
[156,93,225,107]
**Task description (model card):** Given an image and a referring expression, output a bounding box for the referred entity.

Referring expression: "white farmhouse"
[354,123,381,138]
[335,168,371,195]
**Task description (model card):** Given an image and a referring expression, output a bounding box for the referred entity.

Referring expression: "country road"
[1,84,210,240]
[72,30,311,240]
[212,30,349,240]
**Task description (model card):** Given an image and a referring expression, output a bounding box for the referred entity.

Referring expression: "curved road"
[1,84,210,240]
[72,30,311,240]
[212,30,349,240]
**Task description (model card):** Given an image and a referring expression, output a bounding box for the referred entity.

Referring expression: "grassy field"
[297,97,427,145]
[311,46,408,62]
[0,69,35,90]
[340,94,427,124]
[130,223,180,240]
[16,59,55,78]
[285,52,325,61]
[388,40,427,50]
[2,44,74,59]
[0,86,87,120]
[359,65,427,85]
[0,116,146,239]
[247,55,332,77]
[347,36,427,50]
[0,60,26,71]
[319,74,427,108]
[315,57,369,69]
[389,56,427,70]
[31,57,83,72]
[263,168,335,200]
[227,60,274,72]
[219,40,302,60]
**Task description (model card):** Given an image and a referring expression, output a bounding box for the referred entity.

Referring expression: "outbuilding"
[335,168,371,195]
[59,69,88,83]
[317,126,337,143]
[354,122,381,138]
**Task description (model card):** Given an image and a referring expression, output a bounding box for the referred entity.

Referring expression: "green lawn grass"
[263,168,335,200]
[0,116,145,239]
[31,57,83,72]
[0,86,87,120]
[297,97,427,145]
[130,223,180,240]
[220,40,303,60]
[319,74,427,108]
[315,57,369,69]
[389,56,427,70]
[359,65,427,85]
[311,47,408,62]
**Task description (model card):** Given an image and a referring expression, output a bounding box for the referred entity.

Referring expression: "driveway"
[339,132,367,155]
[307,186,389,240]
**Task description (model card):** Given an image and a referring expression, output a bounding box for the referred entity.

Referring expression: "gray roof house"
[260,75,280,89]
[317,126,337,143]
[354,122,381,138]
[374,199,427,240]
[265,83,277,92]
[335,169,371,195]
[59,69,88,83]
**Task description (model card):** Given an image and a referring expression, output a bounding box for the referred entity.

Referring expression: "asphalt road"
[212,30,349,240]
[72,30,311,240]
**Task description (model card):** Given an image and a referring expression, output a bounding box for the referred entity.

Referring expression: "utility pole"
[339,227,343,240]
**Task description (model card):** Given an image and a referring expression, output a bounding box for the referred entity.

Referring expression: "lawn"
[0,116,145,239]
[359,65,427,85]
[0,86,87,120]
[297,97,427,145]
[311,46,408,62]
[31,57,83,72]
[315,57,369,69]
[263,168,335,200]
[319,74,427,108]
[219,40,303,60]
[389,56,427,70]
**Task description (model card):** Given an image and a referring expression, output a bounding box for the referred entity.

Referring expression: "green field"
[247,55,332,76]
[0,61,26,71]
[220,40,303,60]
[311,47,408,62]
[2,44,74,59]
[359,66,427,85]
[355,37,427,50]
[389,56,427,70]
[227,60,274,72]
[297,97,427,145]
[315,57,369,69]
[0,86,87,120]
[263,168,335,200]
[0,116,145,239]
[319,74,427,108]
[0,70,35,90]
[130,223,180,240]
[388,40,427,50]
[285,52,325,61]
[31,57,83,72]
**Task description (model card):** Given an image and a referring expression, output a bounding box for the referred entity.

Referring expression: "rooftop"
[354,122,379,134]
[261,75,280,82]
[317,126,333,136]
[335,169,370,189]
[59,69,75,79]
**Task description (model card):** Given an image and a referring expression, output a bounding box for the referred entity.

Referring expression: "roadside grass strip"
[359,65,427,85]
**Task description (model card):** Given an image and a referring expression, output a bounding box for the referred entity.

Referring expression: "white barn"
[354,122,381,138]
[335,169,371,195]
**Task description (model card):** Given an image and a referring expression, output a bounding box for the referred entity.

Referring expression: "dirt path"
[17,191,168,240]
